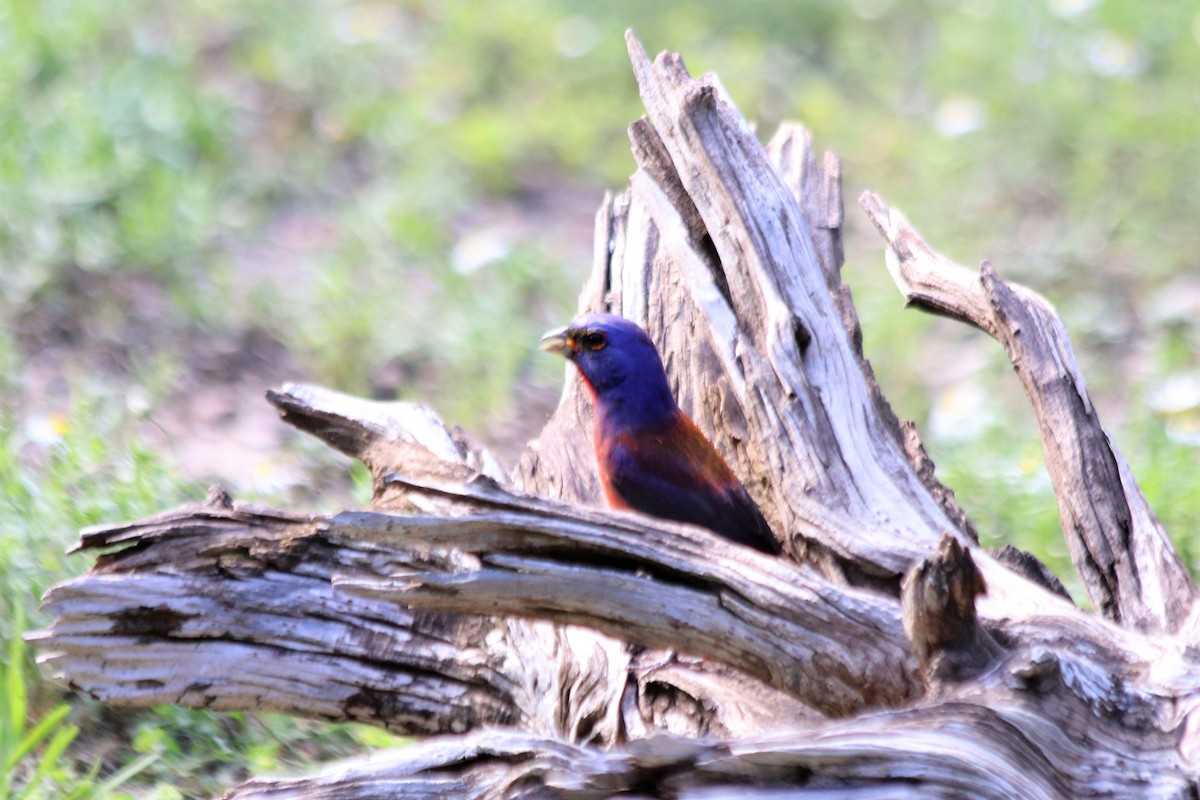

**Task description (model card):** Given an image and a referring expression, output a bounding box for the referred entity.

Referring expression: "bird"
[540,312,780,555]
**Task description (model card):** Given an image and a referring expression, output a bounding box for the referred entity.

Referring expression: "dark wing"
[602,416,780,555]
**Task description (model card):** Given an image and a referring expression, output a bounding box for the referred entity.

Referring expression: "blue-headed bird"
[540,313,780,555]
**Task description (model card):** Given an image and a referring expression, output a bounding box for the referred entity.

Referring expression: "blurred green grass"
[3,0,1200,793]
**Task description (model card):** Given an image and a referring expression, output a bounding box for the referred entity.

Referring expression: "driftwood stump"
[33,33,1200,798]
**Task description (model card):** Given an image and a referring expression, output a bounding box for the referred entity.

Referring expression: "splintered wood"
[34,31,1200,798]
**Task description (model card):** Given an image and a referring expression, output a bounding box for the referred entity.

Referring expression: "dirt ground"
[12,189,596,512]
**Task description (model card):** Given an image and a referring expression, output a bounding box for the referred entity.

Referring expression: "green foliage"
[125,707,404,798]
[935,424,1076,591]
[0,385,402,793]
[0,392,192,646]
[1,602,157,800]
[0,386,189,793]
[6,0,1198,420]
[2,601,78,800]
[4,0,1200,792]
[933,404,1200,610]
[0,0,230,303]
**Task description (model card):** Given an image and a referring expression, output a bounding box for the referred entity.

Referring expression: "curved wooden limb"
[266,382,507,509]
[35,505,523,735]
[36,387,828,747]
[335,476,921,716]
[34,32,1200,799]
[217,510,1196,796]
[221,693,1190,799]
[31,488,873,741]
[860,191,1198,635]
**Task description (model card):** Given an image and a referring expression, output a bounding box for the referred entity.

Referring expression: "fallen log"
[34,31,1200,798]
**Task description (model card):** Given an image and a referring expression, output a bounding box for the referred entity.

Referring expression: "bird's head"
[540,312,677,425]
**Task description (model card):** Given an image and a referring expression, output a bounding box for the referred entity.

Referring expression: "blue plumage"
[540,313,780,555]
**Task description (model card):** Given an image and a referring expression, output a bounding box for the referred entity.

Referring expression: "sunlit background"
[3,0,1200,794]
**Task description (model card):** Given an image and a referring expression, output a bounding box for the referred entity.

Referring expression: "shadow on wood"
[32,30,1200,798]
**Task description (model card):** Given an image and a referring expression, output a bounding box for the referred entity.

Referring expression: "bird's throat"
[573,360,677,432]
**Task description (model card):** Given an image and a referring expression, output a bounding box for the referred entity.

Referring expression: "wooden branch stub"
[267,382,507,509]
[903,535,1002,687]
[34,30,1200,799]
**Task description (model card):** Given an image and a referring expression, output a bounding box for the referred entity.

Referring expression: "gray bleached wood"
[860,191,1197,635]
[334,478,920,714]
[223,697,1189,799]
[619,31,976,583]
[33,30,1200,798]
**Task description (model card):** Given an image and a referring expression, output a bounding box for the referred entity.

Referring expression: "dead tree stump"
[33,32,1200,798]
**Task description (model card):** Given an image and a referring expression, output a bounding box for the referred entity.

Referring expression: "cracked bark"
[33,31,1200,798]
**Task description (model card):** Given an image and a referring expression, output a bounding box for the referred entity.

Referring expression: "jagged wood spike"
[30,30,1200,798]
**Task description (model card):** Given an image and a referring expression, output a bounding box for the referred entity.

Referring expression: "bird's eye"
[581,331,607,351]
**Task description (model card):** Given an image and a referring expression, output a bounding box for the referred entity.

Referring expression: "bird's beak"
[539,326,575,357]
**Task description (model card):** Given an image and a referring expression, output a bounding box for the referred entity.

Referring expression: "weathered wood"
[336,478,920,714]
[767,124,979,545]
[221,695,1191,799]
[35,472,917,720]
[267,383,507,510]
[38,381,825,744]
[860,192,1197,634]
[33,30,1200,799]
[903,535,1002,687]
[618,32,983,585]
[36,394,633,744]
[37,504,525,735]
